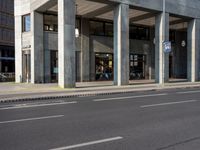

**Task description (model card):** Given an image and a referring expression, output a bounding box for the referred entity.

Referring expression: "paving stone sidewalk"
[0,81,200,103]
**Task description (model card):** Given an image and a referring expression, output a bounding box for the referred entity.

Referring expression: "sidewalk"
[0,80,200,103]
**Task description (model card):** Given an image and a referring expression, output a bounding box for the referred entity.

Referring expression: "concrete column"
[15,15,23,83]
[31,11,44,83]
[58,0,76,88]
[44,49,51,83]
[0,50,2,73]
[81,18,90,82]
[114,3,129,86]
[155,12,169,84]
[187,19,200,82]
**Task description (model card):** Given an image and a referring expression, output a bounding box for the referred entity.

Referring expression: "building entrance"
[50,50,58,82]
[129,54,146,80]
[22,50,31,82]
[95,53,113,81]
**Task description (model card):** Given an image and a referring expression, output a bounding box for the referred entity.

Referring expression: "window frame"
[22,14,31,32]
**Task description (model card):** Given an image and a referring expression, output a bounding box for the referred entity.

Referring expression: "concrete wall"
[44,32,81,51]
[109,0,200,18]
[15,0,31,16]
[27,0,200,18]
[166,0,200,18]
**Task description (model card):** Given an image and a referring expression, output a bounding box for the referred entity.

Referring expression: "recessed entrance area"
[18,0,198,87]
[44,0,191,85]
[95,53,113,81]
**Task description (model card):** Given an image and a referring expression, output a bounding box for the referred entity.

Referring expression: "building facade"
[15,0,200,88]
[0,0,15,81]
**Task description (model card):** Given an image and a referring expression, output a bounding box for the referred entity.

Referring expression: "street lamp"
[75,4,80,38]
[75,28,79,38]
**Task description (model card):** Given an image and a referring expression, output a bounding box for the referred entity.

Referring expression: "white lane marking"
[141,100,198,108]
[177,90,200,94]
[0,115,64,124]
[49,136,123,150]
[0,101,77,110]
[93,93,168,102]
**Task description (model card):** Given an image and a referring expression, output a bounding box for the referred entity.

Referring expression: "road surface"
[1,87,200,150]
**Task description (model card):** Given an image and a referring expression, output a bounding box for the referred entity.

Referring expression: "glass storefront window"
[90,20,150,40]
[130,26,137,39]
[95,53,113,81]
[51,51,58,83]
[90,21,104,36]
[22,14,30,32]
[43,14,80,33]
[130,54,146,80]
[138,27,149,40]
[44,24,50,31]
[170,30,176,43]
[105,23,113,37]
[43,14,58,32]
[75,18,80,31]
[130,25,150,40]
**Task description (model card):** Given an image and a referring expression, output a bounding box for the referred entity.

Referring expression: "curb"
[0,84,200,104]
[0,88,156,103]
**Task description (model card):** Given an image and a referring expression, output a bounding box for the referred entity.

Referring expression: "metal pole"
[162,0,166,85]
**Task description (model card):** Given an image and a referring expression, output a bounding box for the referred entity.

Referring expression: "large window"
[43,14,80,33]
[169,30,176,43]
[90,20,150,40]
[130,54,146,80]
[43,14,58,32]
[90,21,104,36]
[105,23,113,36]
[95,53,113,81]
[22,14,31,32]
[90,21,113,37]
[130,25,150,40]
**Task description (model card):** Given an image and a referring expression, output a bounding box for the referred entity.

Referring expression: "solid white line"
[49,136,123,150]
[141,100,198,108]
[0,101,77,110]
[0,115,64,124]
[93,93,168,102]
[177,90,200,94]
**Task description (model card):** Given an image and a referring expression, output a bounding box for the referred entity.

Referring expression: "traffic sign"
[163,41,171,53]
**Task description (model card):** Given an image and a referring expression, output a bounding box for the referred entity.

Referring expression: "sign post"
[163,41,171,85]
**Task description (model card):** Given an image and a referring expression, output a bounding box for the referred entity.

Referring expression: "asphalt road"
[1,87,200,150]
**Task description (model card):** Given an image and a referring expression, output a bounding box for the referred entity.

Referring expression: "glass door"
[95,53,113,81]
[22,50,31,82]
[50,51,58,82]
[130,54,146,80]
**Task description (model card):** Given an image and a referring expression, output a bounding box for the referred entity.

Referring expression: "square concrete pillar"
[58,0,76,88]
[114,3,129,86]
[15,15,23,83]
[81,18,90,82]
[155,12,169,84]
[31,11,44,83]
[187,19,200,82]
[0,50,2,73]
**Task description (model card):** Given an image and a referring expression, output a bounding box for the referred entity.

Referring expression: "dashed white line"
[93,93,168,102]
[49,136,123,150]
[0,115,64,124]
[177,90,200,94]
[140,100,198,108]
[0,101,77,110]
